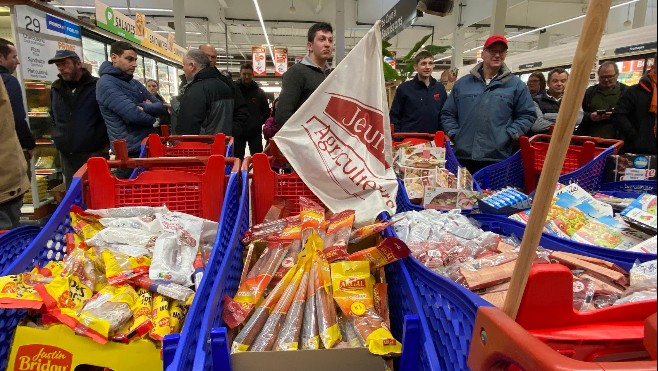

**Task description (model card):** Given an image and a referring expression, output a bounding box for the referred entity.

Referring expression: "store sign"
[614,42,657,55]
[252,47,267,76]
[380,0,419,41]
[518,61,543,70]
[274,47,288,76]
[95,0,184,63]
[15,6,83,82]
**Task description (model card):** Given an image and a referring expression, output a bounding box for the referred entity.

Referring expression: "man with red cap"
[441,35,536,173]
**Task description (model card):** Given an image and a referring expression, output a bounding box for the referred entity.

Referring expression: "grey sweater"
[275,57,331,127]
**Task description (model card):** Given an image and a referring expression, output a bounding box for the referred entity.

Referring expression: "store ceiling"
[51,0,657,70]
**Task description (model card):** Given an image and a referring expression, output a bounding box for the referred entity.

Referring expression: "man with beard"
[234,63,269,159]
[49,50,108,188]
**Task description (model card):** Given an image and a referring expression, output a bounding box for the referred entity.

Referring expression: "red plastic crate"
[467,264,657,369]
[392,131,446,148]
[520,134,623,193]
[250,153,324,224]
[146,132,227,158]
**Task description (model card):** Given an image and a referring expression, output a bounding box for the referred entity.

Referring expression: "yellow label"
[350,302,367,316]
[365,327,402,356]
[319,323,341,349]
[231,341,249,353]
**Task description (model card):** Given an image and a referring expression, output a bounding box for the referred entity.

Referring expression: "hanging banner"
[272,21,398,225]
[274,47,288,76]
[14,6,83,82]
[95,0,184,63]
[252,46,267,76]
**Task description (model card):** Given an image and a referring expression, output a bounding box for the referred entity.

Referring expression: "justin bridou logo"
[15,344,73,371]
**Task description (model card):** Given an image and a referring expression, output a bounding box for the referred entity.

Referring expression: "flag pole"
[502,0,613,320]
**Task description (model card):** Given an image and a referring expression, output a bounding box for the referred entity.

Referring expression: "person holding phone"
[576,61,628,138]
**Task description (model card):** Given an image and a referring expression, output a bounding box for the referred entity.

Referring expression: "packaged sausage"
[331,261,401,356]
[274,263,311,350]
[315,252,341,349]
[349,220,396,244]
[271,240,302,286]
[132,275,195,303]
[300,260,320,350]
[299,197,325,244]
[231,262,298,353]
[250,258,310,352]
[222,240,288,328]
[347,237,411,270]
[150,293,172,342]
[322,210,355,263]
[242,216,299,244]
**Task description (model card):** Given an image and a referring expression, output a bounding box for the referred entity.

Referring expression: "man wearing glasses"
[441,35,536,173]
[576,61,628,138]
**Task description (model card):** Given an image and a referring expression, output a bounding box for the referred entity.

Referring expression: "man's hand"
[590,112,612,121]
[144,99,152,105]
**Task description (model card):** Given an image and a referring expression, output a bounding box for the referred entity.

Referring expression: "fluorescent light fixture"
[56,5,172,12]
[252,0,275,64]
[154,31,204,35]
[262,86,282,93]
[434,0,640,62]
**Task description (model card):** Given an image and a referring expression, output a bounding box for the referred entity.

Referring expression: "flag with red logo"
[252,47,267,76]
[272,21,397,225]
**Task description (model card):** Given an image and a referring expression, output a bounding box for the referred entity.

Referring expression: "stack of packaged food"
[0,205,218,345]
[224,197,410,361]
[393,209,657,311]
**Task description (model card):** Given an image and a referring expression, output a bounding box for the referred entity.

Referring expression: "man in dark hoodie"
[49,50,108,189]
[178,49,234,135]
[276,22,333,128]
[234,63,269,159]
[613,55,657,155]
[96,41,165,178]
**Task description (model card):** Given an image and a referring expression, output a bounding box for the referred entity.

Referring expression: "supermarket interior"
[0,0,656,370]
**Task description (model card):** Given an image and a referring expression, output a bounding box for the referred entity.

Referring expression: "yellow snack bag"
[130,288,153,332]
[331,261,401,356]
[101,249,151,285]
[169,299,188,333]
[35,273,94,323]
[70,206,104,246]
[61,285,136,344]
[150,293,171,342]
[0,274,43,309]
[37,261,65,278]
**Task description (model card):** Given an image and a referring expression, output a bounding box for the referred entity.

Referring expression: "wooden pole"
[502,0,613,319]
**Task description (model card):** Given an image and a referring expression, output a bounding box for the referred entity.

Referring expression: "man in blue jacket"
[441,35,536,173]
[390,50,447,134]
[0,38,35,176]
[49,50,109,189]
[96,41,165,178]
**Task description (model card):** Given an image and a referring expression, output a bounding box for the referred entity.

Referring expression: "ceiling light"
[252,0,275,64]
[289,0,296,14]
[55,5,172,12]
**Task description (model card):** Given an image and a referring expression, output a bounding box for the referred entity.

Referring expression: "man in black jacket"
[276,22,333,128]
[178,49,234,135]
[235,63,269,159]
[613,56,657,154]
[49,50,109,188]
[0,38,35,173]
[577,61,628,138]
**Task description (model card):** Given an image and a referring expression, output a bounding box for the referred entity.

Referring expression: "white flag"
[273,21,397,225]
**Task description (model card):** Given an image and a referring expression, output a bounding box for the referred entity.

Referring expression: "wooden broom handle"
[502,0,613,319]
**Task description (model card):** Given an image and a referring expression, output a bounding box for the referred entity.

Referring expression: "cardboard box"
[605,154,657,182]
[230,347,387,371]
[8,325,161,371]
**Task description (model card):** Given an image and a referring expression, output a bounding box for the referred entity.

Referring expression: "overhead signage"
[274,48,288,76]
[380,0,419,41]
[518,61,543,70]
[15,5,83,82]
[95,0,185,63]
[614,42,657,55]
[252,47,267,76]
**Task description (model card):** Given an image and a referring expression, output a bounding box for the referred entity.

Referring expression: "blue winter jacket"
[96,61,165,155]
[390,75,447,134]
[441,63,536,162]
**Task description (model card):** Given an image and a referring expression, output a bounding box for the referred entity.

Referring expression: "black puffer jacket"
[177,67,235,135]
[50,69,108,154]
[613,74,657,154]
[236,79,269,138]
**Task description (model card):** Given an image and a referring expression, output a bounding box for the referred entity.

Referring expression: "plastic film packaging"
[85,205,169,218]
[99,214,163,233]
[300,260,320,350]
[169,299,188,334]
[86,228,159,251]
[101,248,151,285]
[132,276,195,303]
[242,215,299,245]
[0,273,46,309]
[271,240,302,286]
[274,264,310,351]
[322,210,355,263]
[149,232,195,286]
[150,293,171,342]
[347,237,411,270]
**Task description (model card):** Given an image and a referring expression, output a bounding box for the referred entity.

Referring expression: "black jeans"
[233,134,263,160]
[60,150,107,189]
[0,194,23,230]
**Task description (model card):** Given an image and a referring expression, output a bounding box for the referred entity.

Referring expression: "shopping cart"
[385,212,656,371]
[474,135,624,194]
[0,140,242,371]
[180,155,426,371]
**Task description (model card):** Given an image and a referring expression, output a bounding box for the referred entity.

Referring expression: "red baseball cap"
[484,35,508,49]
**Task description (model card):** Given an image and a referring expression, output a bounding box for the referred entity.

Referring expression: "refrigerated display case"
[82,36,106,77]
[168,65,180,97]
[157,62,171,103]
[144,57,157,82]
[134,54,145,84]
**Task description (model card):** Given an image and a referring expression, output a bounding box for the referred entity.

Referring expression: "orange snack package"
[222,241,289,328]
[347,237,411,270]
[331,261,401,356]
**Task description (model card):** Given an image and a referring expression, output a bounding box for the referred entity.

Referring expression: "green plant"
[383,34,451,81]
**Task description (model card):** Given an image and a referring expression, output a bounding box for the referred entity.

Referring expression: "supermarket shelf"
[28,112,50,118]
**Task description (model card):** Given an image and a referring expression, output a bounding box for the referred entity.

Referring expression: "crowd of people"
[0,23,656,230]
